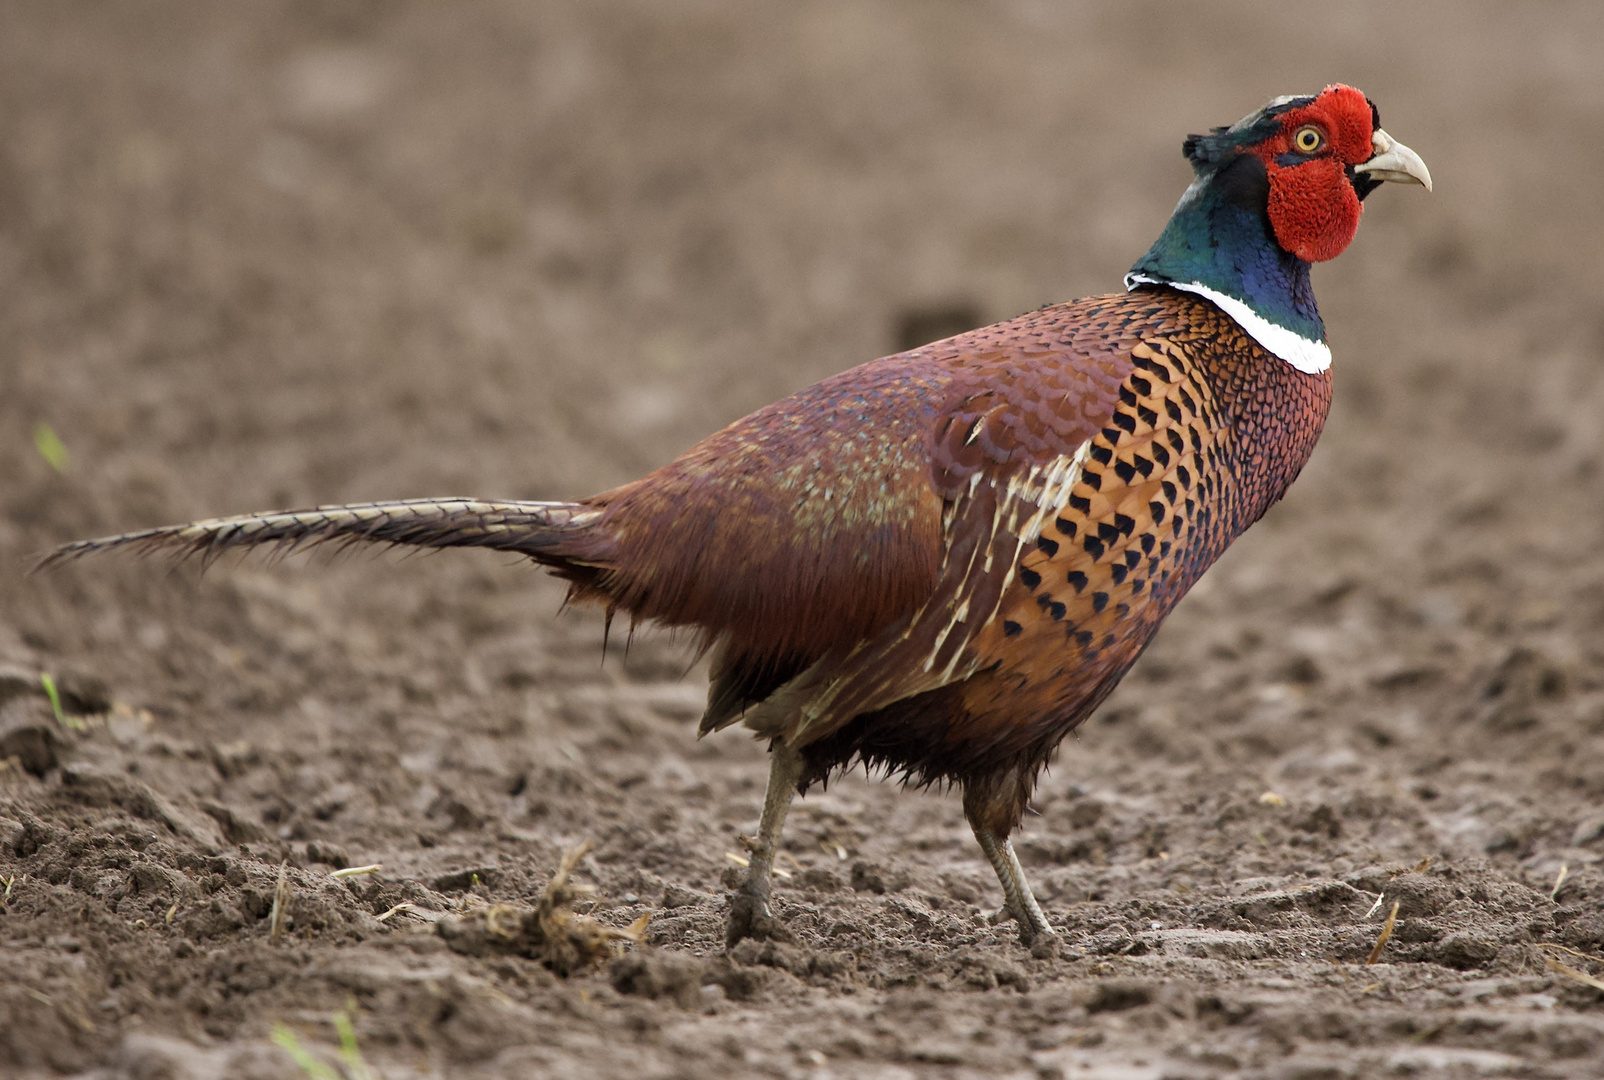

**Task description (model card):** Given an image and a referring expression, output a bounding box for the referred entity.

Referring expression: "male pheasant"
[41,85,1429,949]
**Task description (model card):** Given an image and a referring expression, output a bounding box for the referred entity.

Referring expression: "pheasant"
[40,85,1429,950]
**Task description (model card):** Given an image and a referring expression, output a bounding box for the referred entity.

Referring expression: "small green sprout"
[272,1004,373,1080]
[334,1006,375,1080]
[270,1024,340,1080]
[39,673,83,730]
[33,422,69,473]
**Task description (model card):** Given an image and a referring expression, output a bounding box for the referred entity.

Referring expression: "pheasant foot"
[725,740,804,949]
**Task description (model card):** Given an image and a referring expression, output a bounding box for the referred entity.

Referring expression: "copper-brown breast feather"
[930,298,1326,774]
[951,333,1233,760]
[742,296,1177,746]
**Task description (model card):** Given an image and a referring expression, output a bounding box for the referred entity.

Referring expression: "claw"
[1028,931,1061,959]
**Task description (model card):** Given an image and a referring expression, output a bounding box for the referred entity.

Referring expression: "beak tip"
[1356,128,1432,194]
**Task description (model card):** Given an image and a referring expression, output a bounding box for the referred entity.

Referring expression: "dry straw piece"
[1545,957,1604,992]
[436,840,648,975]
[1538,944,1604,992]
[724,850,790,879]
[269,860,292,944]
[1551,862,1569,902]
[1365,900,1401,965]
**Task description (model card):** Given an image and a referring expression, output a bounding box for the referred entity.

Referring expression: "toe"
[725,891,796,949]
[1027,929,1061,959]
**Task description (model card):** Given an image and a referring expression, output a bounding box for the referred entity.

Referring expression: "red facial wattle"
[1266,157,1360,263]
[1253,84,1376,264]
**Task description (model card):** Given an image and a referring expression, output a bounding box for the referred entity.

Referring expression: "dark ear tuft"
[1184,126,1235,167]
[1186,94,1318,172]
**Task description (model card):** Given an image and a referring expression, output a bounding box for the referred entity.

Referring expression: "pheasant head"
[1128,84,1431,373]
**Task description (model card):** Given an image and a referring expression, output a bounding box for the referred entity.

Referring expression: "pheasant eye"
[1292,125,1325,154]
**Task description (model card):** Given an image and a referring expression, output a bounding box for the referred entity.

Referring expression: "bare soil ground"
[5,3,1604,1077]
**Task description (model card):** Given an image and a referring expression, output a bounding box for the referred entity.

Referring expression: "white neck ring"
[1125,274,1332,375]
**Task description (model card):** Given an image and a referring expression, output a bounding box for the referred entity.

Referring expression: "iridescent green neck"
[1126,153,1328,372]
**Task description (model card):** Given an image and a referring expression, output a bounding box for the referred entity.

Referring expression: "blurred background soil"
[5,2,1604,1077]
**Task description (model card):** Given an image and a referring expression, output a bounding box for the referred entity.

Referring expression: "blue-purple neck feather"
[1127,102,1324,345]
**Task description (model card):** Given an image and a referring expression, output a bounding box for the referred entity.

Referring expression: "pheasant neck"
[1124,158,1330,374]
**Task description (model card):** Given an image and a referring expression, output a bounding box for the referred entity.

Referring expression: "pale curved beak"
[1354,128,1432,192]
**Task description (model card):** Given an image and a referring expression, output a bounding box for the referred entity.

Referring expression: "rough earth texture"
[5,3,1604,1078]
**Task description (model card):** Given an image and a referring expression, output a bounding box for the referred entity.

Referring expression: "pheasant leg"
[726,740,804,948]
[972,824,1057,948]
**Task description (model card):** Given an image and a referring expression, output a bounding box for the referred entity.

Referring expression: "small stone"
[850,860,908,894]
[431,867,500,892]
[1436,931,1499,970]
[1571,816,1604,847]
[1030,934,1061,960]
[0,709,60,776]
[1067,799,1106,829]
[305,841,350,867]
[53,670,111,715]
[0,668,39,707]
[661,883,710,909]
[0,817,25,855]
[1084,979,1154,1013]
[797,866,843,893]
[610,948,708,1008]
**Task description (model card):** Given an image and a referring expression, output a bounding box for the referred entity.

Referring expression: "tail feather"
[33,498,611,573]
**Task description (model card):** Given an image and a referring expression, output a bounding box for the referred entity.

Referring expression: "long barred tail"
[33,498,609,573]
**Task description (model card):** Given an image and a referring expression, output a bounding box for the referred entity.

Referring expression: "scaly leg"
[726,739,804,948]
[971,822,1057,949]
